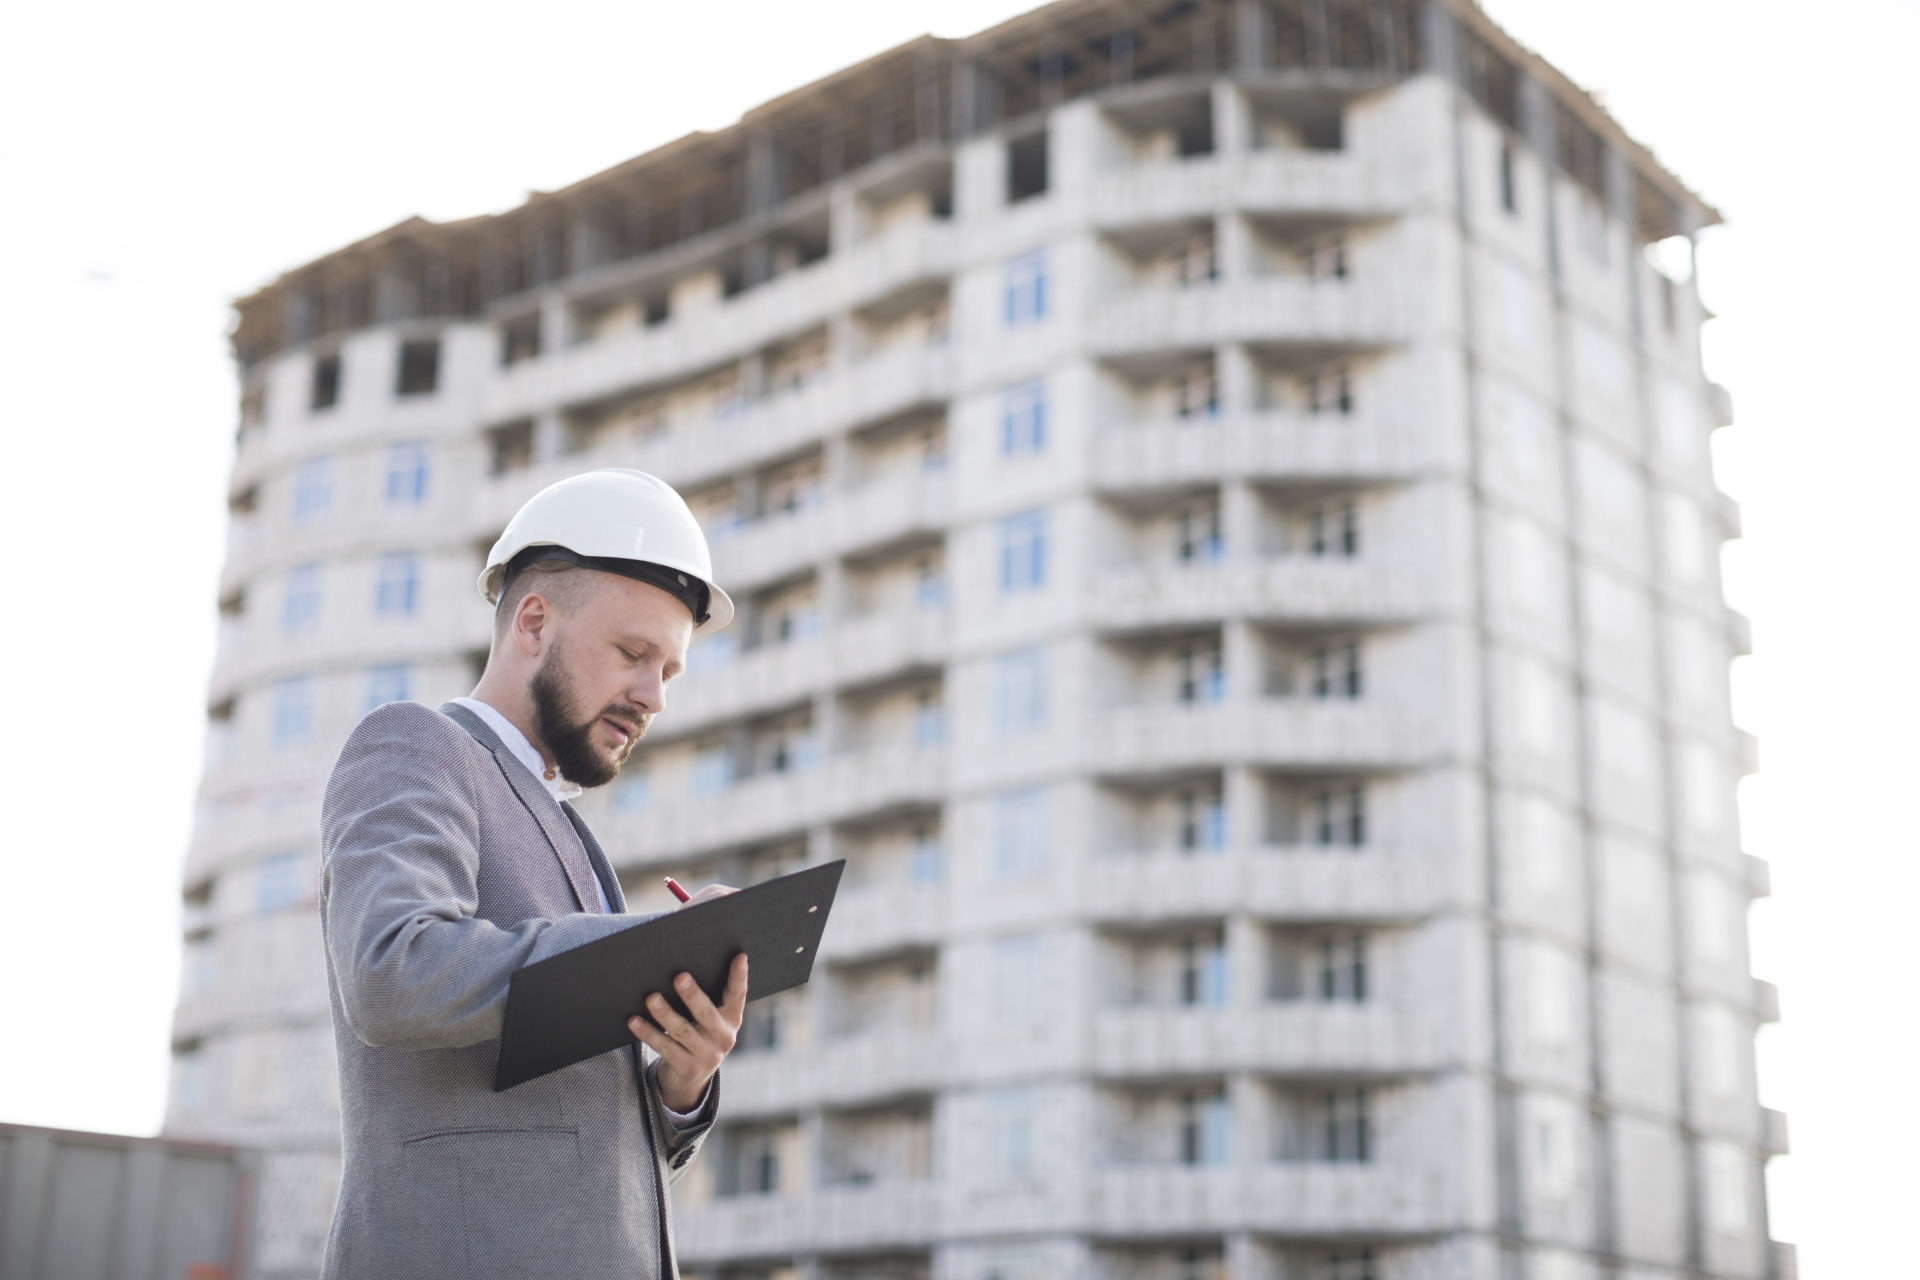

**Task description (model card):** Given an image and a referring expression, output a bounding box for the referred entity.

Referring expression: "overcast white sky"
[1,1,1913,1273]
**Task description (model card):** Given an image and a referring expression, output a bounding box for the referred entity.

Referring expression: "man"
[318,468,743,1279]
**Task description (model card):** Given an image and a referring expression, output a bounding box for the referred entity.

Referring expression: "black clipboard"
[494,859,845,1090]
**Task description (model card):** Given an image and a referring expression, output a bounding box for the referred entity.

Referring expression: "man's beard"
[528,646,643,788]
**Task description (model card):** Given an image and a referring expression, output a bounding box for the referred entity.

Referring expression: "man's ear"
[514,592,553,656]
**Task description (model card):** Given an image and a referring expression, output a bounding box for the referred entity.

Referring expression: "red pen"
[663,876,692,903]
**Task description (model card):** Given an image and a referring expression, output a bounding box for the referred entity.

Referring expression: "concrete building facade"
[169,3,1787,1278]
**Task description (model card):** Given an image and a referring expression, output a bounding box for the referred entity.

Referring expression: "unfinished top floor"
[228,0,1716,371]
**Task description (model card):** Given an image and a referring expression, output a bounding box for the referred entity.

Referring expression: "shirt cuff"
[661,1077,714,1129]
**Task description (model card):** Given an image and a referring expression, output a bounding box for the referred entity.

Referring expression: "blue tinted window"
[385,442,430,506]
[374,552,420,617]
[364,663,411,711]
[256,851,303,914]
[993,648,1047,738]
[282,563,322,632]
[271,676,314,748]
[1000,380,1047,456]
[992,787,1049,881]
[998,510,1048,594]
[292,456,332,524]
[1003,250,1048,327]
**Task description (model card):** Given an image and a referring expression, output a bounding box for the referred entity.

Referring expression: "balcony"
[831,609,949,690]
[834,467,952,560]
[206,607,483,708]
[656,640,821,740]
[1087,558,1426,630]
[504,341,956,505]
[481,216,957,424]
[1762,1107,1790,1158]
[604,745,946,863]
[1088,701,1431,772]
[718,1028,949,1116]
[1089,148,1398,232]
[1080,847,1440,922]
[708,505,832,592]
[1090,278,1402,358]
[183,801,319,881]
[1092,412,1426,491]
[1085,1165,1451,1236]
[1091,1004,1447,1078]
[826,743,947,822]
[674,1183,942,1261]
[823,883,949,960]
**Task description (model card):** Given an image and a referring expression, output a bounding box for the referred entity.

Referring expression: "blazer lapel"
[562,803,627,914]
[440,701,604,915]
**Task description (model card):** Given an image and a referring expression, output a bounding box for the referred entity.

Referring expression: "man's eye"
[619,648,640,662]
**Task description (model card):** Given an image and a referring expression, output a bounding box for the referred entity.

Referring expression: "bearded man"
[317,469,743,1279]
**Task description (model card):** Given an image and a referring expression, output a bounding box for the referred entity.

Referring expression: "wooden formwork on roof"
[230,0,1717,369]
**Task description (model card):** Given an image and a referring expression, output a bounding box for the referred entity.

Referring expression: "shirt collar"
[451,697,584,804]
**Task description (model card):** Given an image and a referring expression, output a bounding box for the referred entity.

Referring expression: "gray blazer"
[317,699,717,1279]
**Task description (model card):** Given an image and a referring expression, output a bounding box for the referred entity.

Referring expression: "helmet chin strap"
[501,544,711,626]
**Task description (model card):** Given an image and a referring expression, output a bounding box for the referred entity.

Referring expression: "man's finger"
[722,952,750,1023]
[671,972,723,1030]
[627,1014,683,1064]
[643,992,697,1045]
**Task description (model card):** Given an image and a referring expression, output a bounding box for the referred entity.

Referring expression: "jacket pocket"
[402,1127,593,1279]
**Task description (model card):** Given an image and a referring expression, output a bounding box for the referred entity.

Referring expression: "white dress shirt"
[450,696,709,1125]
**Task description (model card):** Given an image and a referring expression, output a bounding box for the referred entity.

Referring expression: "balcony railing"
[601,745,946,864]
[1088,700,1432,771]
[1085,1165,1451,1236]
[719,1027,949,1117]
[1090,278,1403,357]
[1079,846,1441,921]
[1090,1004,1448,1077]
[1087,557,1427,630]
[1091,411,1426,489]
[674,1182,942,1260]
[822,882,949,960]
[482,216,957,425]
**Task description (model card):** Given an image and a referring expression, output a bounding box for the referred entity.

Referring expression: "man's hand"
[628,950,748,1113]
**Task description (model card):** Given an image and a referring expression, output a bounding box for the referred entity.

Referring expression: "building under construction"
[173,1,1785,1277]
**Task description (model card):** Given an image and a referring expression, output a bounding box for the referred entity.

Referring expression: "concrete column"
[1216,212,1259,281]
[1227,1073,1266,1168]
[813,688,842,757]
[1223,621,1261,703]
[1224,764,1263,848]
[1226,1230,1265,1280]
[798,1108,825,1194]
[1049,100,1105,194]
[1234,0,1267,73]
[538,291,573,354]
[828,313,862,369]
[568,212,609,274]
[818,557,849,628]
[1225,917,1262,1010]
[1211,80,1254,157]
[953,135,1006,222]
[828,181,865,258]
[1218,342,1260,414]
[531,409,567,462]
[1221,479,1260,562]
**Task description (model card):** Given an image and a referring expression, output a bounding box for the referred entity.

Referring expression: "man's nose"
[627,669,666,715]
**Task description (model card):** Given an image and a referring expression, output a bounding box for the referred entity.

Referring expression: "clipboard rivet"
[808,906,818,913]
[795,945,805,954]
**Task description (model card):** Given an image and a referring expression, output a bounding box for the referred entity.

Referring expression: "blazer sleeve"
[319,700,652,1051]
[640,1052,720,1187]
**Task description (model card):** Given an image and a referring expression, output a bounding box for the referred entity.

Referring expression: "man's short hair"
[492,559,594,639]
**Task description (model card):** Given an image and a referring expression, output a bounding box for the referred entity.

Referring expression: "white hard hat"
[478,468,734,634]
